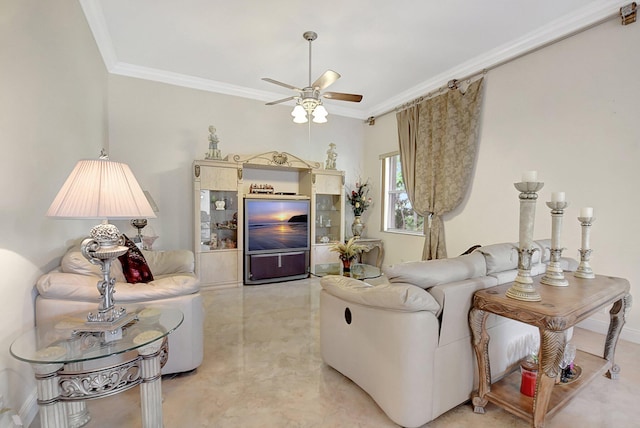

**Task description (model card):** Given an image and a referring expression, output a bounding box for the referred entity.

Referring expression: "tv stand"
[193,151,345,288]
[244,251,309,285]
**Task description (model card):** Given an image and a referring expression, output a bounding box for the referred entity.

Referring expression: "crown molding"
[367,0,626,118]
[81,0,627,121]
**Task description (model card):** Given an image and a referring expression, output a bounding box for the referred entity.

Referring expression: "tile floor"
[32,277,640,427]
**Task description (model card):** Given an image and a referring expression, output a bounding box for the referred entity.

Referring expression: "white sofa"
[35,246,204,374]
[320,240,577,428]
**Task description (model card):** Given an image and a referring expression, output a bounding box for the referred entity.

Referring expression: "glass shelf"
[200,190,238,250]
[316,194,342,244]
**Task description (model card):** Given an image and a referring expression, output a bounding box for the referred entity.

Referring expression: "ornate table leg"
[469,307,490,413]
[137,337,165,428]
[64,361,91,428]
[33,362,69,428]
[533,329,566,428]
[604,294,632,379]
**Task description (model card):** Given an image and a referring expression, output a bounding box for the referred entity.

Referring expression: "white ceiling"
[80,0,627,120]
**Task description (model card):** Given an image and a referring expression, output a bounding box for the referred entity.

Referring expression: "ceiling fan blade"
[311,70,340,91]
[262,78,302,92]
[265,96,296,106]
[323,92,363,103]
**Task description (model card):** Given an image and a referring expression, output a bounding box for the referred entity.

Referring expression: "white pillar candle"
[551,192,565,203]
[580,207,593,218]
[521,171,538,182]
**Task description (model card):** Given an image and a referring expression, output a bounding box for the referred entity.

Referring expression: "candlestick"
[575,216,595,279]
[506,181,544,301]
[580,207,593,218]
[551,192,565,203]
[541,200,569,286]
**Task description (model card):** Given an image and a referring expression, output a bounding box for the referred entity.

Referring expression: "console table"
[355,238,384,268]
[10,306,183,428]
[469,274,631,427]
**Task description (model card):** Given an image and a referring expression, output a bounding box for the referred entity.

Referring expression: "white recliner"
[35,246,204,374]
[320,240,577,427]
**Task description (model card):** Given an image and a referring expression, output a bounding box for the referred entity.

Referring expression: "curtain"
[397,78,484,260]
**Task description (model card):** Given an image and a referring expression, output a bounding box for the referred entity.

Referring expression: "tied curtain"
[396,78,484,260]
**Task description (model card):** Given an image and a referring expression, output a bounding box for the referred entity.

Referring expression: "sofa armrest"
[320,275,440,314]
[429,276,498,346]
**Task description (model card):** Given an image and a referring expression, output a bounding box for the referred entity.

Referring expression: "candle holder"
[575,216,595,279]
[506,181,544,302]
[541,201,569,287]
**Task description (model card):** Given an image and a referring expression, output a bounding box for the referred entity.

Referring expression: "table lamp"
[47,153,156,333]
[131,190,159,246]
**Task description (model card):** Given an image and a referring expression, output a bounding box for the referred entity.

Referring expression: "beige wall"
[362,19,640,341]
[0,0,108,419]
[3,2,639,422]
[106,75,365,251]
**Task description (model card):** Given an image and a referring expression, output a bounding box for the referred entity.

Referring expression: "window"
[381,152,424,234]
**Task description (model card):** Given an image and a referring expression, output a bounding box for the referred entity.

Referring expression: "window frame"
[380,151,424,236]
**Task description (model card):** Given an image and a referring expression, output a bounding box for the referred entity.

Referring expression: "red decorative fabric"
[118,234,154,284]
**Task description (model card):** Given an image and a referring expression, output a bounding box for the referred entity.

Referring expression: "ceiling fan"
[262,31,363,123]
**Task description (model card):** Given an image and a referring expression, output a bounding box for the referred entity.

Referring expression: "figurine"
[205,125,222,160]
[325,143,337,170]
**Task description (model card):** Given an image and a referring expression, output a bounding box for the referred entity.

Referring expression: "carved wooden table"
[469,274,631,427]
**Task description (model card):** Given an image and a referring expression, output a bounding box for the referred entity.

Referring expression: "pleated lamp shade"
[47,159,156,219]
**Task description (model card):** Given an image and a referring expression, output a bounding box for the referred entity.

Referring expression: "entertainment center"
[193,151,345,287]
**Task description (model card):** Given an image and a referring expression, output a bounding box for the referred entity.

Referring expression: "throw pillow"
[118,234,154,284]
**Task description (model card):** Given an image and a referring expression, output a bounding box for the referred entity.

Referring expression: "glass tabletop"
[310,263,382,280]
[10,306,183,365]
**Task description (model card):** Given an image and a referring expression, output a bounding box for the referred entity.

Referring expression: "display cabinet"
[194,153,344,287]
[194,160,242,288]
[309,170,345,266]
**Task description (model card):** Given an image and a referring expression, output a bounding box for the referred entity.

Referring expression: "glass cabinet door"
[315,194,341,244]
[200,190,238,250]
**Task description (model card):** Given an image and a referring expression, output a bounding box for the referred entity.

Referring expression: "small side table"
[10,306,183,428]
[469,274,631,427]
[355,238,384,268]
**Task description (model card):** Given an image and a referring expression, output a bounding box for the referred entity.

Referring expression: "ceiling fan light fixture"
[312,104,328,123]
[312,114,327,124]
[263,31,363,125]
[291,104,306,117]
[292,104,308,123]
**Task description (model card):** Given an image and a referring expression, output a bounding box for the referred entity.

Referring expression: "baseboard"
[577,318,640,344]
[18,389,37,428]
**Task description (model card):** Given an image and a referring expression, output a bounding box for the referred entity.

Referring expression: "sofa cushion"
[383,251,486,290]
[118,235,154,284]
[534,239,551,263]
[475,242,519,274]
[142,249,194,275]
[320,275,440,313]
[61,247,126,282]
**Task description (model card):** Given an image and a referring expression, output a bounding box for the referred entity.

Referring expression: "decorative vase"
[351,216,365,238]
[340,256,355,272]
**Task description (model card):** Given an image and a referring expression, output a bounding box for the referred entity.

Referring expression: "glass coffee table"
[10,306,183,428]
[310,263,382,280]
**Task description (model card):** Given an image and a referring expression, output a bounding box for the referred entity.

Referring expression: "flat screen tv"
[244,198,310,254]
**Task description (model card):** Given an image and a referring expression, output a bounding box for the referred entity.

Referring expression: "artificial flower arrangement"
[347,179,372,216]
[330,237,368,261]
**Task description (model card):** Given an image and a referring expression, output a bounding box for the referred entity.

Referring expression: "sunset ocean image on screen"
[246,200,309,251]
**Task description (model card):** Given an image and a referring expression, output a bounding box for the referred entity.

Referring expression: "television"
[244,198,310,254]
